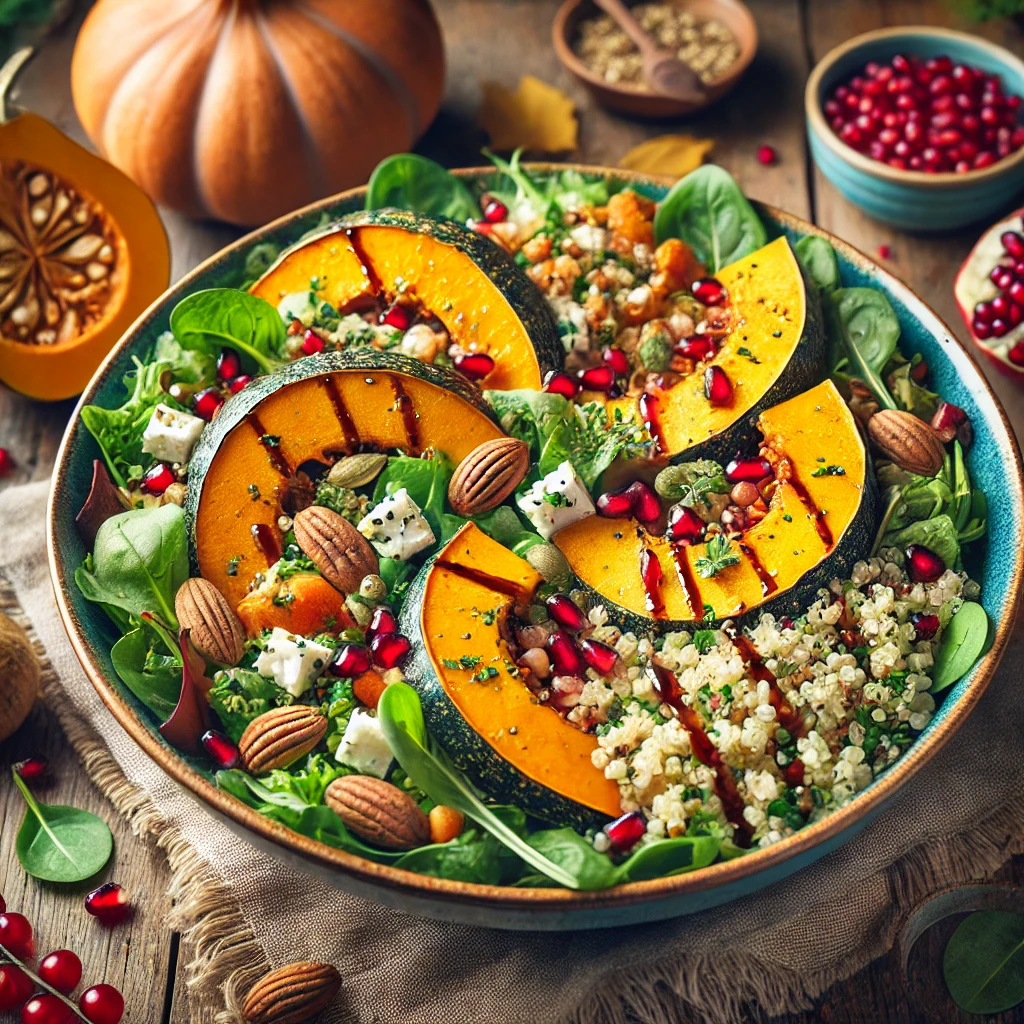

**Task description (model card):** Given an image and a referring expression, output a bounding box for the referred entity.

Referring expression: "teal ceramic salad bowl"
[48,165,1024,930]
[806,27,1024,230]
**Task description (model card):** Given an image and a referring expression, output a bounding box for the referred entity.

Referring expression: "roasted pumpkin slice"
[250,209,563,391]
[185,351,503,608]
[604,236,824,462]
[557,380,876,628]
[400,523,622,830]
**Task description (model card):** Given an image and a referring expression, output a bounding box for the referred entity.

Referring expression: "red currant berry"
[0,913,34,959]
[0,448,15,477]
[79,985,124,1024]
[0,964,34,1012]
[38,950,83,995]
[20,993,73,1024]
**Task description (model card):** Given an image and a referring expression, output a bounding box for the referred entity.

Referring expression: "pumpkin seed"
[524,543,572,590]
[327,453,388,489]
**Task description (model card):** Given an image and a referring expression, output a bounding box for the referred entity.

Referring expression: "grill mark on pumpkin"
[786,469,833,549]
[345,228,382,294]
[739,542,778,598]
[670,546,703,619]
[434,561,533,601]
[246,412,292,476]
[388,374,420,453]
[320,374,360,451]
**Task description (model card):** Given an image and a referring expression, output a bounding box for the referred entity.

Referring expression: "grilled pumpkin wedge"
[604,236,824,462]
[250,209,562,391]
[185,351,503,609]
[400,523,622,830]
[556,380,876,628]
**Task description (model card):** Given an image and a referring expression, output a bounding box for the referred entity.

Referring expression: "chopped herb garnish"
[737,346,761,364]
[260,434,281,447]
[811,464,846,477]
[695,534,741,579]
[692,629,717,654]
[247,483,261,501]
[226,555,240,577]
[442,655,483,671]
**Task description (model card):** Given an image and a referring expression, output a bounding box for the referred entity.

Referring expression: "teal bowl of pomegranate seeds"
[806,27,1024,230]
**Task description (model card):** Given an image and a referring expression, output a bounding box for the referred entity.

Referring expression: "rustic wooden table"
[2,1,1024,1021]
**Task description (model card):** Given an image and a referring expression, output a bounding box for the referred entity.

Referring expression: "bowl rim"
[551,0,758,100]
[805,25,1024,188]
[47,162,1024,914]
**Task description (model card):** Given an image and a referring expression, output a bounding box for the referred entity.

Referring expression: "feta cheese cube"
[516,460,595,540]
[335,707,394,777]
[569,223,608,252]
[357,487,435,561]
[277,289,317,327]
[141,404,205,465]
[254,627,332,698]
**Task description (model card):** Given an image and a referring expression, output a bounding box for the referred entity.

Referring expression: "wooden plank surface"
[0,1,1021,1021]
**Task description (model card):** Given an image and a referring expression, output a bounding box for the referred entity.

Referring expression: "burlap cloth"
[2,476,1023,1024]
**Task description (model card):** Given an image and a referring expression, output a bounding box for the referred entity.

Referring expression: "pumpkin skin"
[250,210,564,391]
[185,351,504,608]
[0,53,169,400]
[70,0,445,226]
[556,380,877,629]
[399,523,622,830]
[603,236,824,462]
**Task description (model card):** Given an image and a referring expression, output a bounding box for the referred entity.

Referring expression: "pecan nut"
[324,775,430,850]
[242,961,341,1024]
[448,437,529,516]
[867,409,945,477]
[293,505,379,594]
[174,577,246,665]
[238,705,327,773]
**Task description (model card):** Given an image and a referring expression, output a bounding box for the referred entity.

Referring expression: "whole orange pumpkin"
[70,0,446,226]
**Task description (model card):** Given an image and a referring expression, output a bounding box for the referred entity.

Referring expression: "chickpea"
[730,481,760,507]
[429,805,465,844]
[518,647,551,680]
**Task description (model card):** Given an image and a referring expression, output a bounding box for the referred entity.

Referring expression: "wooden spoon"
[593,0,706,103]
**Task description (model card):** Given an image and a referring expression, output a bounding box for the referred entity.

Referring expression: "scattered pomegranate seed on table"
[14,757,48,782]
[79,984,125,1024]
[756,144,778,165]
[878,243,892,259]
[0,448,14,477]
[84,883,130,924]
[38,950,82,996]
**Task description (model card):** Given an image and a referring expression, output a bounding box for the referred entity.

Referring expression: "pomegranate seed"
[596,486,634,519]
[38,950,82,995]
[141,462,175,495]
[542,371,580,399]
[84,883,130,924]
[1010,341,1024,365]
[79,985,124,1024]
[0,914,34,959]
[580,638,619,675]
[911,612,940,641]
[992,317,1010,337]
[300,329,324,355]
[0,964,34,1012]
[973,317,993,339]
[216,348,241,381]
[640,546,665,615]
[782,758,806,786]
[1003,231,1024,258]
[757,144,778,165]
[878,244,892,259]
[675,336,715,361]
[193,387,224,422]
[602,347,630,377]
[482,198,508,223]
[975,300,995,323]
[667,504,706,545]
[577,364,616,392]
[725,455,772,484]
[0,448,13,477]
[228,374,252,394]
[365,606,397,642]
[381,304,412,330]
[703,365,732,406]
[974,151,997,168]
[545,594,588,632]
[1010,303,1023,328]
[329,643,372,677]
[546,629,586,677]
[905,544,946,582]
[200,730,240,769]
[931,402,970,445]
[370,632,410,669]
[626,481,661,524]
[605,810,646,852]
[0,895,4,913]
[454,352,495,380]
[1010,281,1024,306]
[993,295,1012,318]
[14,757,48,781]
[20,993,72,1024]
[692,278,726,306]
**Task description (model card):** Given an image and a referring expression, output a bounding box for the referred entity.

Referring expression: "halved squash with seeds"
[249,209,563,391]
[603,237,824,462]
[556,380,876,628]
[184,351,503,609]
[399,523,622,830]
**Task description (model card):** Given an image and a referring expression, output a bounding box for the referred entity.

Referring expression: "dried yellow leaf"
[478,75,578,153]
[618,134,715,178]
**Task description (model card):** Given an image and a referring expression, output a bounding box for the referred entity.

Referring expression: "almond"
[867,409,945,477]
[242,961,341,1024]
[174,577,246,665]
[293,505,378,595]
[448,437,529,516]
[238,705,327,773]
[324,775,429,850]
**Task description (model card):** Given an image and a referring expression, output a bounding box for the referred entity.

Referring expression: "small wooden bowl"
[552,0,758,118]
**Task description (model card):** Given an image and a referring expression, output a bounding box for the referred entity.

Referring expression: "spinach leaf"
[207,668,293,742]
[484,147,553,221]
[152,330,216,386]
[944,909,1024,1014]
[377,682,579,888]
[525,828,618,888]
[485,389,574,454]
[366,153,479,223]
[393,829,510,884]
[110,622,182,720]
[293,805,406,863]
[884,513,961,569]
[472,505,542,554]
[169,288,287,376]
[653,164,767,270]
[616,834,720,881]
[931,601,990,694]
[887,356,940,420]
[80,357,183,488]
[13,770,113,883]
[794,236,840,296]
[373,451,455,542]
[833,287,901,374]
[75,504,189,630]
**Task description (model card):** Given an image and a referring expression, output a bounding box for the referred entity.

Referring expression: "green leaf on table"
[13,771,113,883]
[944,910,1024,1014]
[931,601,990,694]
[366,153,479,223]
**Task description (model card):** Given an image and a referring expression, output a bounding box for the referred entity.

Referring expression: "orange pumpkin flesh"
[235,573,353,638]
[0,56,169,400]
[71,0,445,226]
